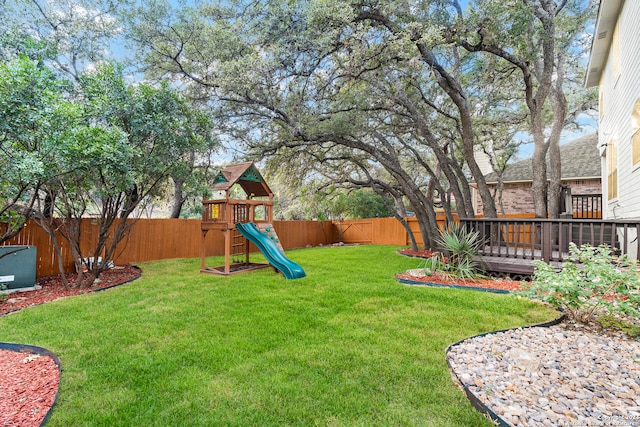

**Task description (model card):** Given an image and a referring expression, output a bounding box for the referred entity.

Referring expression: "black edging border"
[1,265,142,425]
[0,342,62,427]
[396,277,511,294]
[396,248,511,294]
[445,313,565,427]
[89,265,142,293]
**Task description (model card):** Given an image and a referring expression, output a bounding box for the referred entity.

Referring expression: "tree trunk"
[547,63,569,219]
[414,46,497,218]
[415,45,498,219]
[170,178,186,219]
[46,219,71,290]
[367,181,420,251]
[547,136,562,218]
[392,194,419,251]
[386,167,439,249]
[354,10,498,219]
[531,125,549,218]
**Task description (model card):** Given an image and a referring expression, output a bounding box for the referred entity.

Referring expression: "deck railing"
[572,194,602,219]
[460,217,640,263]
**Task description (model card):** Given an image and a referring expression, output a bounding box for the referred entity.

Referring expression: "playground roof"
[212,162,272,197]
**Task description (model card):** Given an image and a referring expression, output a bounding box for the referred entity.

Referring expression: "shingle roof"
[483,133,600,183]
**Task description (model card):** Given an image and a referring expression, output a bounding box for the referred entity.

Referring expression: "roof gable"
[212,162,272,197]
[483,133,600,183]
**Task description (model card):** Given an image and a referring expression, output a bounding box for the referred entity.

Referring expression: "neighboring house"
[472,133,601,216]
[585,0,640,220]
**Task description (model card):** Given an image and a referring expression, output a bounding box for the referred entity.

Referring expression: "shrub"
[517,243,640,325]
[435,225,482,281]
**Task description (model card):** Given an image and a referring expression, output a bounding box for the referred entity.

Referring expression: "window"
[632,99,640,165]
[607,139,618,200]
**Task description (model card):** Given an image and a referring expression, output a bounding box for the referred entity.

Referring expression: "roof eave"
[585,0,624,88]
[483,176,601,185]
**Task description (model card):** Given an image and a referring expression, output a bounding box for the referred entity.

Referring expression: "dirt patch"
[397,248,439,259]
[0,265,140,427]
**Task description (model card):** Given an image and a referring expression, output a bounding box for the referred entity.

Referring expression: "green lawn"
[0,245,557,426]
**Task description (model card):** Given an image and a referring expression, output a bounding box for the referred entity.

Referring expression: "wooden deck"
[461,217,640,277]
[475,247,564,278]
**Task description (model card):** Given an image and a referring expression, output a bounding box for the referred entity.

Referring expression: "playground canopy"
[212,162,272,198]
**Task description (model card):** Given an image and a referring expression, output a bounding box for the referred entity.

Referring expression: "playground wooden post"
[200,229,207,271]
[200,162,275,276]
[223,229,231,275]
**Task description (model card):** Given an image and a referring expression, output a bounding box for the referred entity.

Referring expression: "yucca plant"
[416,253,448,275]
[436,224,482,281]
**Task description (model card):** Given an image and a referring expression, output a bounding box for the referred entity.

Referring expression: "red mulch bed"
[397,248,523,292]
[0,350,60,427]
[1,265,140,316]
[0,265,140,427]
[397,248,440,259]
[395,271,523,292]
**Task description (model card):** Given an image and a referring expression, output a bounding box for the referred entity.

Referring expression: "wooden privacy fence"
[2,216,457,277]
[333,214,451,247]
[3,219,335,277]
[3,214,457,278]
[20,212,634,278]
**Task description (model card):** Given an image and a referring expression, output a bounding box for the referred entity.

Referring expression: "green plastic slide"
[235,222,306,280]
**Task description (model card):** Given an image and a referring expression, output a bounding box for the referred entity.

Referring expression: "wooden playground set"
[200,162,305,280]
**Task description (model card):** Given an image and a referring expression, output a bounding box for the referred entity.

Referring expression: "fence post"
[542,221,552,262]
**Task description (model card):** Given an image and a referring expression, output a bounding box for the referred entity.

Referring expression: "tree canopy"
[124,0,596,247]
[1,4,219,284]
[0,55,68,246]
[1,0,598,255]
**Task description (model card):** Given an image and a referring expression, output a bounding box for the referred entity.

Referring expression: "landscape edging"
[396,277,511,294]
[89,265,142,293]
[445,313,565,427]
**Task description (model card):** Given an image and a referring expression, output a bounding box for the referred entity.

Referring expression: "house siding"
[599,1,640,220]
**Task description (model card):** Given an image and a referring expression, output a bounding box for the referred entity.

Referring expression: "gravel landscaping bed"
[448,322,640,427]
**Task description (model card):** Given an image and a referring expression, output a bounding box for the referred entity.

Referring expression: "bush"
[517,243,640,325]
[434,225,482,281]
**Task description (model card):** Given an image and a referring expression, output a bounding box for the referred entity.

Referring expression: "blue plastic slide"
[235,222,306,280]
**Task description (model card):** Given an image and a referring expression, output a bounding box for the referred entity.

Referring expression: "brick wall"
[474,179,602,216]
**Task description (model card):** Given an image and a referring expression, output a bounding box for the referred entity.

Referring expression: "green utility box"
[0,246,37,290]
